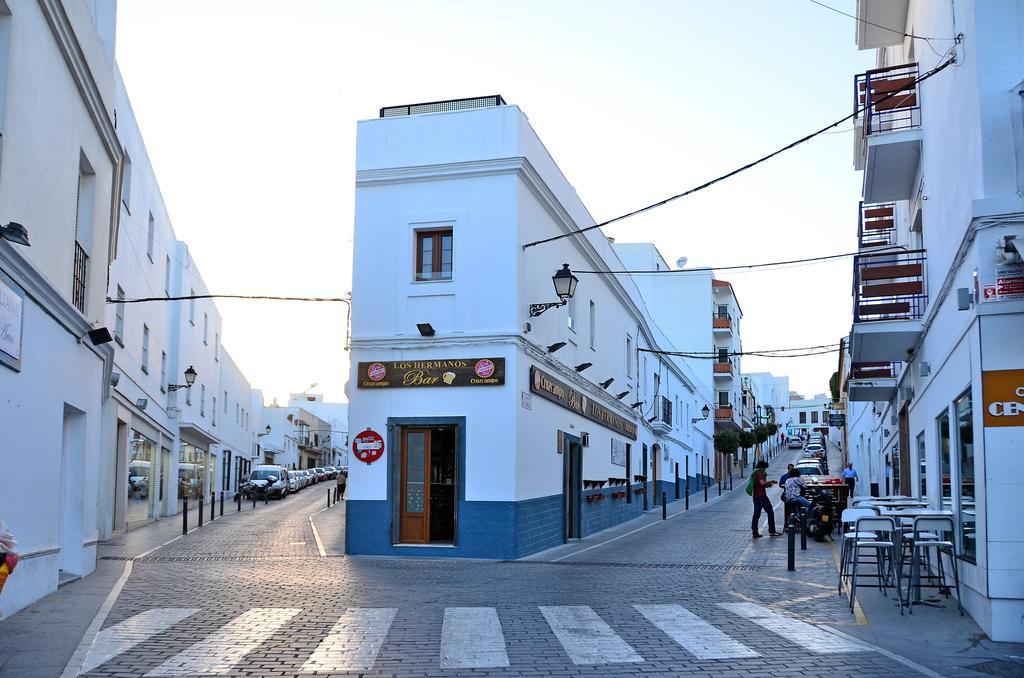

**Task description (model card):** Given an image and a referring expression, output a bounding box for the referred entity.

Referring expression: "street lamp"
[167,366,197,392]
[691,404,711,423]
[0,222,30,246]
[529,264,579,317]
[257,425,272,438]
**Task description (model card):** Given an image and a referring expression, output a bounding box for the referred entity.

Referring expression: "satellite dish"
[676,257,688,269]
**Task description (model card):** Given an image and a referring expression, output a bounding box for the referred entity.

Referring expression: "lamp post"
[691,404,711,424]
[167,366,197,392]
[529,264,579,317]
[0,222,30,246]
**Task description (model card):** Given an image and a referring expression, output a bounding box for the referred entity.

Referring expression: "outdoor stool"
[838,508,878,593]
[906,516,963,616]
[847,516,904,615]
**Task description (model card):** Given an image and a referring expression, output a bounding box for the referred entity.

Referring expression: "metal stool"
[905,516,963,615]
[848,516,904,615]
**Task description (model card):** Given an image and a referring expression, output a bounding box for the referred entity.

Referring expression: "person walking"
[336,467,348,500]
[842,463,858,496]
[748,460,781,538]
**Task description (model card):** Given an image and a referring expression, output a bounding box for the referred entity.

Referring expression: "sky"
[114,0,879,404]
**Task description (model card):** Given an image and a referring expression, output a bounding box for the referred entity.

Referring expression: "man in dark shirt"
[751,460,781,538]
[779,463,796,526]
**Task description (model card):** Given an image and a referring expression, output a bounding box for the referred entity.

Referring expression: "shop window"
[128,430,158,528]
[415,229,453,281]
[955,390,976,561]
[937,409,952,510]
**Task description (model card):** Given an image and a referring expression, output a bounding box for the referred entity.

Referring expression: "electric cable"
[109,293,351,304]
[573,247,905,276]
[521,56,956,250]
[806,0,956,42]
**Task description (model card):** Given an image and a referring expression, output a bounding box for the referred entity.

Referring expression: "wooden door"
[652,447,659,505]
[400,428,430,543]
[563,439,582,540]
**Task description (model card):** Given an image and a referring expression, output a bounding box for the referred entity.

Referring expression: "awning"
[178,421,221,448]
[714,420,741,432]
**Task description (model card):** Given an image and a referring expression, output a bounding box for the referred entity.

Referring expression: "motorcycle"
[804,489,836,542]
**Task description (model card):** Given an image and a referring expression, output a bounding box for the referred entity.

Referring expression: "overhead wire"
[521,55,957,250]
[573,247,905,276]
[109,293,351,305]
[806,0,955,42]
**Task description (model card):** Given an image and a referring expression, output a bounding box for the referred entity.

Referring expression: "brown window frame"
[415,228,453,281]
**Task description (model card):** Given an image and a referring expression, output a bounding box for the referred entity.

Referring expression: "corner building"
[347,99,716,559]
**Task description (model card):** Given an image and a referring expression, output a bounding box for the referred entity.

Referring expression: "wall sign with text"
[357,358,505,388]
[0,272,24,372]
[530,366,638,440]
[982,369,1024,427]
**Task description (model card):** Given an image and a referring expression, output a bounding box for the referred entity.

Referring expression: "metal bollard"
[198,497,203,527]
[718,477,721,497]
[252,493,257,509]
[684,457,689,511]
[327,488,332,508]
[662,492,667,520]
[220,492,224,517]
[730,471,733,491]
[801,510,807,551]
[788,514,797,571]
[674,462,680,500]
[264,490,269,505]
[211,492,215,522]
[704,460,708,503]
[237,493,242,512]
[182,498,189,535]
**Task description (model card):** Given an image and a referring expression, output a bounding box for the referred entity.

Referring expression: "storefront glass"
[916,432,927,499]
[127,430,158,528]
[955,391,976,561]
[937,411,952,511]
[178,443,209,513]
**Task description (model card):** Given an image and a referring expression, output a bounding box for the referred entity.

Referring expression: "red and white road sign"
[352,429,385,464]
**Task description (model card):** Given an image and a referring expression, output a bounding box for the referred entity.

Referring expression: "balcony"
[714,405,740,431]
[855,0,910,50]
[651,396,672,435]
[850,249,926,362]
[712,313,732,333]
[854,63,922,202]
[713,359,734,378]
[848,361,898,402]
[858,201,896,249]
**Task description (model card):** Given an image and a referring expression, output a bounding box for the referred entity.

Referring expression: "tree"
[714,430,739,456]
[738,430,756,467]
[767,423,779,436]
[753,425,768,460]
[829,371,840,403]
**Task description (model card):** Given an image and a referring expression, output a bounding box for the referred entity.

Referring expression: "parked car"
[325,466,338,480]
[314,467,327,482]
[795,462,825,478]
[246,465,290,499]
[287,471,300,493]
[298,470,310,489]
[804,443,825,454]
[787,438,803,449]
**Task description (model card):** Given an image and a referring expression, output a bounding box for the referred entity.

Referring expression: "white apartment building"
[712,280,745,433]
[0,0,121,619]
[843,0,1024,641]
[262,404,338,469]
[288,393,348,467]
[786,393,831,440]
[347,97,715,559]
[744,372,790,451]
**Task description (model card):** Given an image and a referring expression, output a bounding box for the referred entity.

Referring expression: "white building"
[744,372,790,450]
[347,97,715,558]
[0,0,121,618]
[785,393,831,440]
[262,403,339,469]
[712,280,745,432]
[287,393,348,467]
[843,0,1024,641]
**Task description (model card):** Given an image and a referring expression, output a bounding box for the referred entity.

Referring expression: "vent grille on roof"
[380,95,506,118]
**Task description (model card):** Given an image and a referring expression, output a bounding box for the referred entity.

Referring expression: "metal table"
[878,508,955,606]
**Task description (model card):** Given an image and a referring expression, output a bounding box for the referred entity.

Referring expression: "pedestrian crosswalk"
[82,601,871,675]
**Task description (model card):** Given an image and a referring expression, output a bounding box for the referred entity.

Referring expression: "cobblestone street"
[4,446,1023,677]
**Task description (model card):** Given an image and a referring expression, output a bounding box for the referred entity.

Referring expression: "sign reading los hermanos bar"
[530,366,638,440]
[357,358,505,388]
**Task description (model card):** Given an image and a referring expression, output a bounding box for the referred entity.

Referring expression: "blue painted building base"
[346,474,716,559]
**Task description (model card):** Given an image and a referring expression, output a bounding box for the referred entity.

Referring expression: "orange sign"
[982,370,1024,427]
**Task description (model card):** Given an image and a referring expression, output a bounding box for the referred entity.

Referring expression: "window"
[203,313,208,344]
[589,301,596,349]
[224,391,228,413]
[717,391,730,407]
[160,351,167,393]
[189,288,195,325]
[660,396,672,425]
[938,409,951,509]
[164,256,171,297]
[114,286,126,344]
[717,348,729,363]
[72,153,95,314]
[236,403,240,423]
[811,411,818,424]
[955,390,975,561]
[212,397,217,426]
[625,336,633,378]
[200,385,206,417]
[120,153,132,211]
[141,324,149,373]
[414,228,453,281]
[916,431,927,498]
[146,212,155,262]
[716,305,729,319]
[799,411,807,424]
[567,294,577,332]
[214,332,220,361]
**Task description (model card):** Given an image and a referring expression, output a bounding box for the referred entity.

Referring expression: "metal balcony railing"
[858,201,897,249]
[380,95,506,118]
[855,63,920,137]
[851,362,899,380]
[72,241,88,313]
[715,405,734,420]
[713,359,734,375]
[853,249,927,322]
[712,314,732,330]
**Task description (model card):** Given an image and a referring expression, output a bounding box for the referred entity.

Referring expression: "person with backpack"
[747,460,781,538]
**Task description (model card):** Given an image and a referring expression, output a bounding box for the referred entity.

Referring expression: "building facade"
[0,0,121,619]
[711,280,744,434]
[347,99,716,559]
[843,0,1024,641]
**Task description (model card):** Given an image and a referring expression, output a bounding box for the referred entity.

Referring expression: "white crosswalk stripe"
[539,605,643,665]
[144,607,301,676]
[440,607,510,669]
[300,607,397,673]
[719,602,871,654]
[634,604,760,659]
[82,608,200,674]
